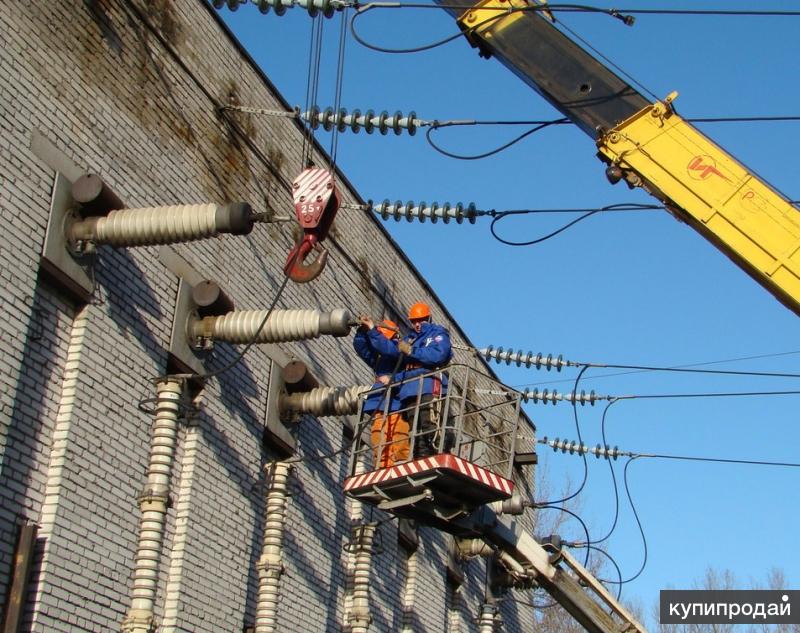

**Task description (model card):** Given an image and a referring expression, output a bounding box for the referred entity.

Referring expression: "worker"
[396,302,452,458]
[352,316,410,468]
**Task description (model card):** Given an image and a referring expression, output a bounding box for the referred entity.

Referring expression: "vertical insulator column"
[400,550,418,633]
[256,462,292,633]
[348,524,376,633]
[122,377,185,633]
[478,601,498,633]
[447,586,465,633]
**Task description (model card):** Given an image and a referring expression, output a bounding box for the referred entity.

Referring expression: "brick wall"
[0,0,536,630]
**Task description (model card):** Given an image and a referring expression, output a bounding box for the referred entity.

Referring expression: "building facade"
[0,1,537,630]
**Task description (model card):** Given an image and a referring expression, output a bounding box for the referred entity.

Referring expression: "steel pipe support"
[279,385,370,418]
[122,377,185,633]
[255,462,292,633]
[190,308,352,346]
[69,202,253,248]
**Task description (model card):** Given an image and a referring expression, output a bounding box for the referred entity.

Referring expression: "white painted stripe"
[362,470,380,486]
[294,168,325,187]
[406,461,418,474]
[396,464,408,476]
[376,469,393,483]
[296,170,329,195]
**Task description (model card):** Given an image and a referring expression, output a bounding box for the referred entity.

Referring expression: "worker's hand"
[376,375,390,386]
[358,315,375,330]
[398,340,412,355]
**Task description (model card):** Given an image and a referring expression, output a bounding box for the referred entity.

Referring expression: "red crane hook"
[284,168,341,283]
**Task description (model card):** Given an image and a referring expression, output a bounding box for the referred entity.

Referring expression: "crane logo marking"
[687,155,730,182]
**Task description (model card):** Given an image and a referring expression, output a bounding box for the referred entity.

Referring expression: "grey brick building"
[0,1,537,630]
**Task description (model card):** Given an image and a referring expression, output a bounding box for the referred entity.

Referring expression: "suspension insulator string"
[480,346,576,371]
[341,200,485,224]
[214,0,350,18]
[539,436,629,460]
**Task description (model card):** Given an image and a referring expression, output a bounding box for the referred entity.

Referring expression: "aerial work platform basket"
[344,364,526,532]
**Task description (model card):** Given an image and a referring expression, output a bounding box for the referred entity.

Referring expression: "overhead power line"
[511,350,800,389]
[615,8,800,17]
[477,344,800,380]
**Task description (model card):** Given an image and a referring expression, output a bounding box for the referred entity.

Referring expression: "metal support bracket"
[40,171,94,301]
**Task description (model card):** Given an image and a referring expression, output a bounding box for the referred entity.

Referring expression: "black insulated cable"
[490,203,656,247]
[425,118,570,160]
[535,366,590,506]
[350,3,634,55]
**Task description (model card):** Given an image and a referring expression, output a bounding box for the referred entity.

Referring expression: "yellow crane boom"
[441,0,800,315]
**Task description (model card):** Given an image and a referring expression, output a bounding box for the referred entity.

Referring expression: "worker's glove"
[398,341,412,355]
[358,315,375,330]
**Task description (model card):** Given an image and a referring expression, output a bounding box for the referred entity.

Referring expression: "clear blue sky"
[216,0,800,617]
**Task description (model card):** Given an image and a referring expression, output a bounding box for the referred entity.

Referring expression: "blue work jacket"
[353,328,402,413]
[396,322,452,401]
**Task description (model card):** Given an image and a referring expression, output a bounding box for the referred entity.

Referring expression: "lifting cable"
[329,5,350,175]
[302,13,326,167]
[185,9,351,383]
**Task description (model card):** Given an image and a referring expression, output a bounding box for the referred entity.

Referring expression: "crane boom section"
[447,0,649,137]
[442,0,800,315]
[598,100,800,315]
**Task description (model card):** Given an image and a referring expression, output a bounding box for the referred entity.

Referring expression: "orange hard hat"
[408,302,431,320]
[377,319,398,339]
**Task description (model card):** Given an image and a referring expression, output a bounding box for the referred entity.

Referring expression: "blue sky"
[216,0,800,616]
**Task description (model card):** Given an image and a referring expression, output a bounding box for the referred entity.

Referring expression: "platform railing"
[348,364,523,481]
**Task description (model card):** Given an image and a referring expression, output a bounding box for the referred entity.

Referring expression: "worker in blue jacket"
[353,316,409,467]
[396,302,452,457]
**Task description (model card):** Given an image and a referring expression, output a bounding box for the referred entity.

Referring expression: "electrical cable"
[511,349,800,389]
[587,399,621,545]
[616,8,800,17]
[619,390,800,401]
[350,3,633,55]
[200,274,293,380]
[489,203,662,215]
[614,457,647,584]
[642,453,800,469]
[425,118,569,160]
[555,16,659,101]
[689,115,800,123]
[537,366,590,505]
[490,202,661,246]
[535,505,592,567]
[584,363,800,380]
[586,544,623,600]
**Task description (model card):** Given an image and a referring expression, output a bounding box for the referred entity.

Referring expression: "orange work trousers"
[370,413,410,468]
